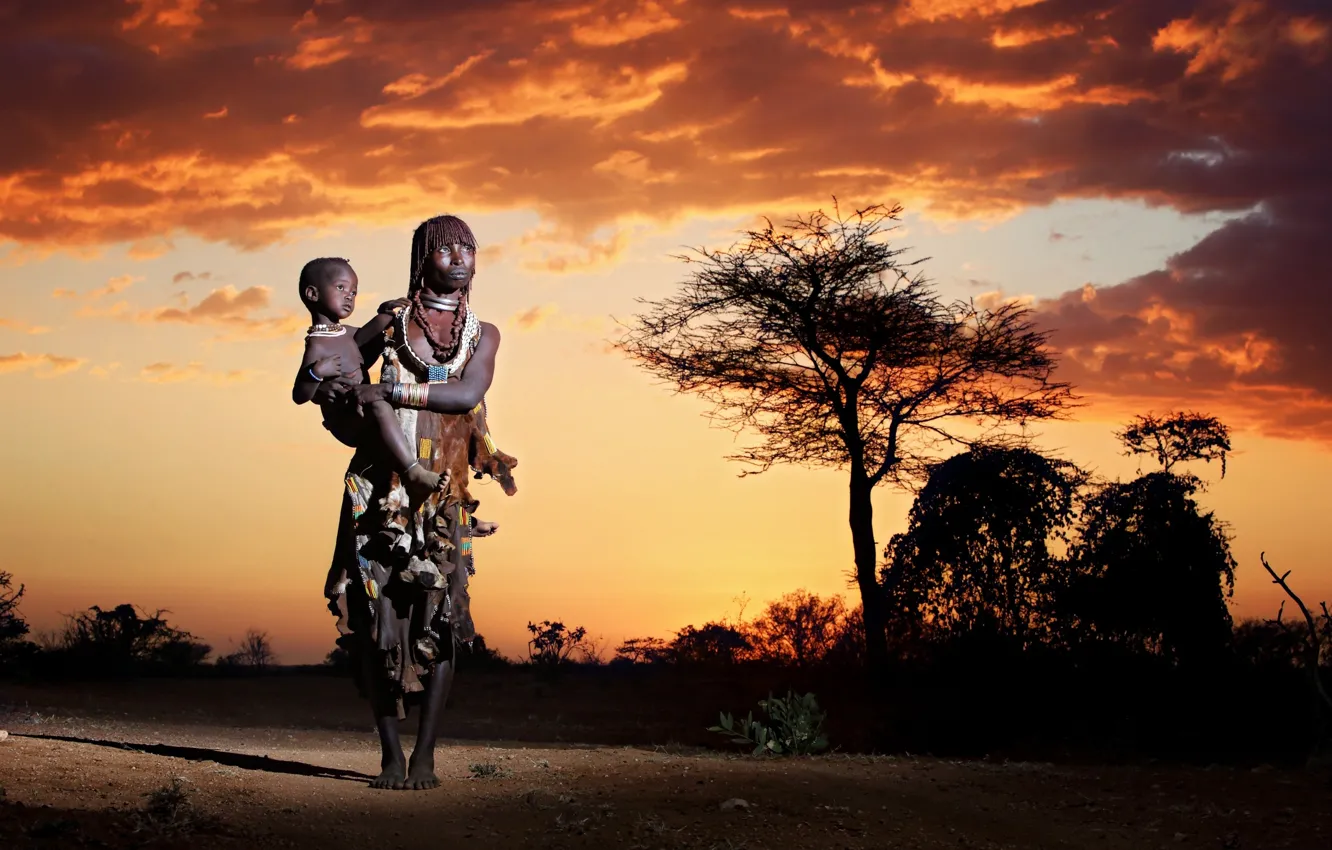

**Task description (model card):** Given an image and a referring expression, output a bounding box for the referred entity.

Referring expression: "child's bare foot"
[472,519,499,537]
[402,463,442,503]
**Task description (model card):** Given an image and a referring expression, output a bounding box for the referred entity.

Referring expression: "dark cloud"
[1,0,1328,432]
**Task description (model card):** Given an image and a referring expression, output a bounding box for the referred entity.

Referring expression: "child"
[291,257,448,504]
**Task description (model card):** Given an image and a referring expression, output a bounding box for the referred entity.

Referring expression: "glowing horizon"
[2,0,1329,663]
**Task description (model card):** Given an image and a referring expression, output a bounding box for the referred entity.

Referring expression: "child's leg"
[363,398,445,501]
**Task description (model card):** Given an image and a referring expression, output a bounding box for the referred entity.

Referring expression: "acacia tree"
[1116,411,1230,477]
[619,203,1075,670]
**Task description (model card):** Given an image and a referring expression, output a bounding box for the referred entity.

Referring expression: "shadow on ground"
[12,733,372,782]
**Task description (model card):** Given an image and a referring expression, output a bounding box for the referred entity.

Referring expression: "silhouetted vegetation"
[1064,471,1236,664]
[216,629,276,671]
[1259,553,1332,747]
[0,571,36,673]
[456,634,511,671]
[620,202,1077,672]
[526,620,596,668]
[882,446,1087,650]
[2,406,1327,766]
[32,604,211,677]
[1116,411,1230,476]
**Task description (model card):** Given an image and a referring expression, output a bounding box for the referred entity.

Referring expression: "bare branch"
[1260,552,1332,712]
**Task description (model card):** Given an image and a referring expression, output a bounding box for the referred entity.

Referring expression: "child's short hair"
[298,257,353,306]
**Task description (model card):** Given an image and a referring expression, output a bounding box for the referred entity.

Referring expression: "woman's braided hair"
[408,214,478,360]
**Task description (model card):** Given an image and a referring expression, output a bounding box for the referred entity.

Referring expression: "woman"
[322,214,517,791]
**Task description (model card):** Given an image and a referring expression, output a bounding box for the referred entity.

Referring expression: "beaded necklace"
[411,287,466,359]
[306,323,347,338]
[397,304,480,382]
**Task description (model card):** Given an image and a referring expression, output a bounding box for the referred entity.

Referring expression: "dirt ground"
[1,678,1329,849]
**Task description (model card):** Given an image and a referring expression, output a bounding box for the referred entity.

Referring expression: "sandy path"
[1,715,1328,849]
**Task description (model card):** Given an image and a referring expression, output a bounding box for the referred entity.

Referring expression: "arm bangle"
[408,383,429,408]
[307,366,323,382]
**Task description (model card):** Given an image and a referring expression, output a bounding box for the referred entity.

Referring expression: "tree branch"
[1260,552,1332,712]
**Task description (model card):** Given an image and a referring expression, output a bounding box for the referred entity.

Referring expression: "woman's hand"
[377,297,410,315]
[353,382,391,406]
[311,377,352,404]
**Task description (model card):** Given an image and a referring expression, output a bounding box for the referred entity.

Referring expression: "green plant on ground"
[708,690,829,756]
[468,761,510,779]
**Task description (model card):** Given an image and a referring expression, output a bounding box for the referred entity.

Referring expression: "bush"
[709,691,830,756]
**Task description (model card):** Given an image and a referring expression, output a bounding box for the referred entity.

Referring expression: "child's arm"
[292,339,347,405]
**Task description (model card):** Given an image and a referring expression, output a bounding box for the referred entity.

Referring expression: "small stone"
[720,798,750,811]
[0,730,8,740]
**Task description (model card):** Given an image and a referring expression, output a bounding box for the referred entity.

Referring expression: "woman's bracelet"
[389,382,429,409]
[307,366,323,382]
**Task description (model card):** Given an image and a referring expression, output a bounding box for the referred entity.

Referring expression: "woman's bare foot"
[472,519,499,537]
[370,755,407,790]
[404,750,439,790]
[402,463,443,504]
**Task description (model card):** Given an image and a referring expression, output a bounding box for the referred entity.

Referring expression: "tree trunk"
[849,468,888,676]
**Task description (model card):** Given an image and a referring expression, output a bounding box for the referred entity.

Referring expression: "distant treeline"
[1,412,1328,762]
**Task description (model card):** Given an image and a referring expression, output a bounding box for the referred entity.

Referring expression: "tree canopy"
[619,202,1076,669]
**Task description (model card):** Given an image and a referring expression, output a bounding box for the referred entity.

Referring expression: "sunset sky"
[2,0,1329,664]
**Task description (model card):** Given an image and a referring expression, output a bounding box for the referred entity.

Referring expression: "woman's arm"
[354,322,501,413]
[354,299,408,363]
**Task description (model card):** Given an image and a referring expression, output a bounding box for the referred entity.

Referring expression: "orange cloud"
[511,304,559,330]
[508,304,605,334]
[516,227,631,274]
[50,275,141,301]
[0,352,87,376]
[139,361,259,384]
[361,60,689,130]
[286,16,374,71]
[92,274,141,299]
[1154,1,1329,81]
[122,0,204,32]
[142,285,306,340]
[128,237,175,260]
[2,0,1306,251]
[381,53,492,98]
[570,1,683,47]
[0,318,51,335]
